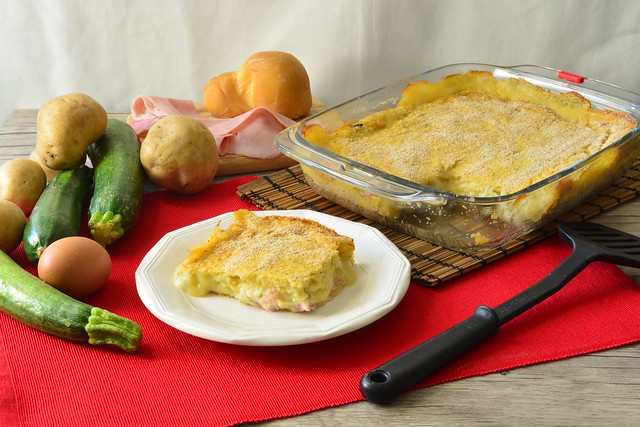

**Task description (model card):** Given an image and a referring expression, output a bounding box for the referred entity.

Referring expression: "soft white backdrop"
[1,0,639,125]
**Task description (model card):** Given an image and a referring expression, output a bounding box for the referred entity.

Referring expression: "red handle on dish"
[557,71,585,83]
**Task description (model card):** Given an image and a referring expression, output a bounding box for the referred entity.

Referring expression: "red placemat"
[1,176,640,427]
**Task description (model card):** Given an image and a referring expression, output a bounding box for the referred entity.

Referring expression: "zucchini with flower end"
[0,250,141,352]
[87,118,145,246]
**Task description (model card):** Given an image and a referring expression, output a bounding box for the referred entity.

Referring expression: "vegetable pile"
[0,93,147,353]
[1,52,309,352]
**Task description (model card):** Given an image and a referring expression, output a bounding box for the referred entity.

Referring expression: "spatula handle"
[360,305,500,404]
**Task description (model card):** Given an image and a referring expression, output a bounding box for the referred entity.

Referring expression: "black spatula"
[360,222,640,404]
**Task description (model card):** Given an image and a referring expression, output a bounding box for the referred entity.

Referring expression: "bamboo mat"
[236,160,640,286]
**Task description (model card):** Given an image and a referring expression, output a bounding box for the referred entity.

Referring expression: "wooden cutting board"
[195,98,327,176]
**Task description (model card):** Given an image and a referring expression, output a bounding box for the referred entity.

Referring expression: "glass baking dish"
[275,64,640,252]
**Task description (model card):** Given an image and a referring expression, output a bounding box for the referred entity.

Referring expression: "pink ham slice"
[128,95,296,159]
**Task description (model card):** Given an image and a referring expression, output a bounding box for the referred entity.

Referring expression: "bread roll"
[203,51,312,119]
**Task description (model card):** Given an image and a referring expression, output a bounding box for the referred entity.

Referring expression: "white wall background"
[1,0,639,126]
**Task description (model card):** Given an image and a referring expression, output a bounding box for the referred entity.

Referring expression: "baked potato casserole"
[277,65,640,252]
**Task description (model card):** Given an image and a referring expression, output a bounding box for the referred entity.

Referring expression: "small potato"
[140,115,219,194]
[36,93,107,170]
[0,158,47,214]
[0,200,27,254]
[29,149,60,182]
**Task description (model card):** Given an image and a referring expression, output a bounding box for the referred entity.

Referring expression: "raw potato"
[36,93,107,170]
[0,158,47,214]
[140,115,219,194]
[29,149,61,182]
[0,200,27,253]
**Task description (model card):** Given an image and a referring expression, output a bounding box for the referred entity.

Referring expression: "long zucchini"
[22,165,93,262]
[87,118,144,246]
[0,250,141,352]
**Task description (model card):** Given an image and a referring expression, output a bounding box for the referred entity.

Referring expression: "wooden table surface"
[2,110,639,426]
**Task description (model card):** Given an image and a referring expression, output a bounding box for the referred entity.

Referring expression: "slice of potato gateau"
[174,209,356,312]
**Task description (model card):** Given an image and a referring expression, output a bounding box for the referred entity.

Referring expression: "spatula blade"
[558,222,640,269]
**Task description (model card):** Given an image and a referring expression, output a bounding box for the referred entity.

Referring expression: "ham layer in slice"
[128,95,296,159]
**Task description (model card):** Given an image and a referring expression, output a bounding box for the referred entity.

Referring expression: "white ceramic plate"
[135,210,411,346]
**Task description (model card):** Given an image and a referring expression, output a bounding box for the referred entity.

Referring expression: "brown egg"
[38,236,112,299]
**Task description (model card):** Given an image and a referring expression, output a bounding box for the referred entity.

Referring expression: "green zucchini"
[87,118,145,246]
[0,249,142,352]
[22,165,93,262]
